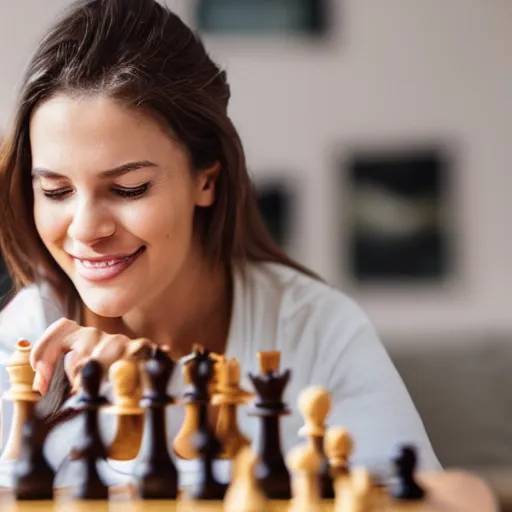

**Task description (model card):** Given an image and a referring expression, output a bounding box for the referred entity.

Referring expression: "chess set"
[0,339,498,511]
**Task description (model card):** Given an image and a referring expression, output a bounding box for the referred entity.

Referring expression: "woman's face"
[30,94,217,317]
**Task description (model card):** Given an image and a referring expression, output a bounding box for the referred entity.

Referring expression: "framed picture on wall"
[254,177,297,254]
[339,145,455,285]
[196,0,329,37]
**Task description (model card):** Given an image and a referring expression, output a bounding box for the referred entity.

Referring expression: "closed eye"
[41,182,151,200]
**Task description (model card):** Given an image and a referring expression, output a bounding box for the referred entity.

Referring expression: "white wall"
[1,1,511,341]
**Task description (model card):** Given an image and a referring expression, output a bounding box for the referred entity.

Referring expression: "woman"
[0,0,439,481]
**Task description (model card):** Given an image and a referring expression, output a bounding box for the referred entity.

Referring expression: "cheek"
[33,199,68,245]
[120,194,195,246]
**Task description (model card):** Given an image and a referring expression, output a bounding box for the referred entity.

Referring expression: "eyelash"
[42,183,151,200]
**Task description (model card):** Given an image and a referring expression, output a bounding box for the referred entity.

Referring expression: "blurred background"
[0,0,511,476]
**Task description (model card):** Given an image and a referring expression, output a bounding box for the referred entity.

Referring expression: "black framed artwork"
[0,253,12,310]
[341,146,454,284]
[254,179,295,252]
[196,0,329,36]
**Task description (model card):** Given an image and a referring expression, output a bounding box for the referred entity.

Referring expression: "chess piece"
[391,444,425,501]
[297,385,334,498]
[71,359,110,500]
[324,427,354,512]
[105,352,145,460]
[212,358,252,459]
[224,446,268,512]
[344,467,373,512]
[13,413,54,500]
[1,340,41,461]
[179,348,227,500]
[134,347,178,499]
[247,350,291,500]
[287,442,324,512]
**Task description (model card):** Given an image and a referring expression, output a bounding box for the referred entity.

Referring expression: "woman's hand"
[30,317,132,395]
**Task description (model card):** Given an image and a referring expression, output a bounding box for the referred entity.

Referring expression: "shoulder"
[243,261,370,335]
[0,282,64,361]
[239,262,373,363]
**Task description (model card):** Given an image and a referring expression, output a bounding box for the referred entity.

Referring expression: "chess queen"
[0,0,440,484]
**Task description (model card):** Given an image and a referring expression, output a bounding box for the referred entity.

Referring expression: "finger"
[89,333,131,370]
[62,327,104,384]
[31,318,82,394]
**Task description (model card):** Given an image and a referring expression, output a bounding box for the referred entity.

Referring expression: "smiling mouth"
[74,246,146,282]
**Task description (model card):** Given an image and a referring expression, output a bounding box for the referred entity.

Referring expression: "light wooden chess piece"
[224,446,268,512]
[324,426,354,512]
[343,467,373,512]
[212,358,252,459]
[257,350,281,373]
[104,338,152,460]
[0,340,41,461]
[286,442,324,512]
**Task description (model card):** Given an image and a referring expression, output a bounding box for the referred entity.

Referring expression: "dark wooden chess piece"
[134,347,178,499]
[71,359,110,500]
[247,351,292,500]
[13,413,54,500]
[181,348,228,500]
[391,444,426,501]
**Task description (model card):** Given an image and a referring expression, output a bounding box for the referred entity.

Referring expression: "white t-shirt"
[0,262,440,487]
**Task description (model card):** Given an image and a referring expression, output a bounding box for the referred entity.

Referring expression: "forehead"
[29,94,180,172]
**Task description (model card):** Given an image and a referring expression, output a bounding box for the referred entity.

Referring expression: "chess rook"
[135,348,178,500]
[247,351,292,500]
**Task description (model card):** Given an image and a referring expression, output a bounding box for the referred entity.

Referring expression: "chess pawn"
[287,443,323,512]
[391,444,425,501]
[1,340,40,461]
[343,467,373,512]
[297,386,334,498]
[324,427,354,511]
[224,446,268,512]
[13,415,54,500]
[105,358,144,461]
[212,358,252,459]
[72,359,110,500]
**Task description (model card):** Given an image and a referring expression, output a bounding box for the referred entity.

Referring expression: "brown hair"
[0,0,319,418]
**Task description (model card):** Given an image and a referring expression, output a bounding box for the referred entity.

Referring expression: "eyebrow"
[31,160,158,179]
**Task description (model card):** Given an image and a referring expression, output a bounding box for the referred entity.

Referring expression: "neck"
[83,254,233,360]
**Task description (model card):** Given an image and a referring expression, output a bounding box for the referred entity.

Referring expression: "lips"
[74,246,146,282]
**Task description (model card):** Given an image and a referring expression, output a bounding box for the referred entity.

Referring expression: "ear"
[194,161,221,207]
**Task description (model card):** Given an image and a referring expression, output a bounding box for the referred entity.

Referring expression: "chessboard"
[0,470,499,511]
[0,340,499,511]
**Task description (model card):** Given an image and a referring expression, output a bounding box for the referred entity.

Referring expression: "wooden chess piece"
[297,385,334,498]
[212,358,252,459]
[134,347,178,499]
[224,446,268,512]
[1,340,41,461]
[247,350,292,500]
[104,341,150,461]
[178,348,227,500]
[324,427,354,512]
[71,359,110,500]
[287,442,324,512]
[391,444,426,501]
[344,467,373,512]
[13,413,54,500]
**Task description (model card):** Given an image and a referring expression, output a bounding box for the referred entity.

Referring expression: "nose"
[67,197,116,244]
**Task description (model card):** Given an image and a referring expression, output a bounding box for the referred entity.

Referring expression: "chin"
[80,290,135,318]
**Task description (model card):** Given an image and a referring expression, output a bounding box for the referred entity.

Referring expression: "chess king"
[0,0,440,487]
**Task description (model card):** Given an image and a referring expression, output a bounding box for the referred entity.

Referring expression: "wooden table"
[0,470,499,511]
